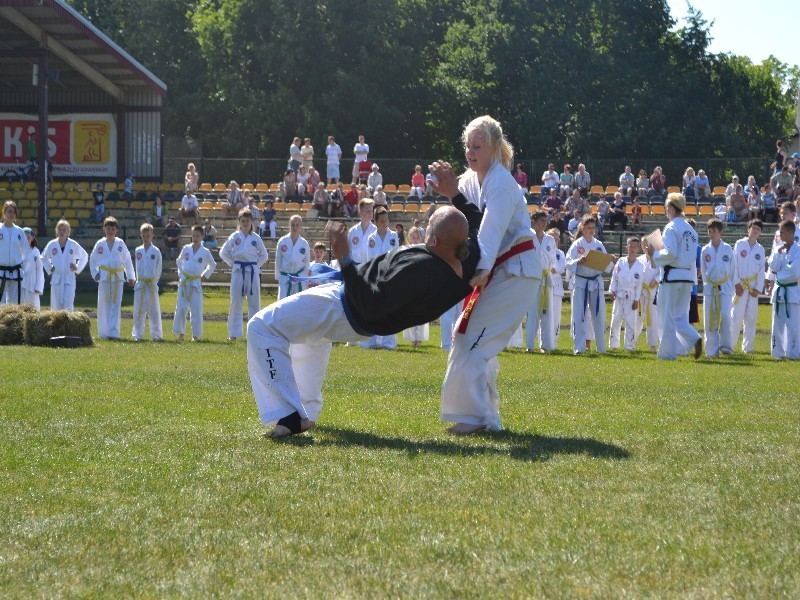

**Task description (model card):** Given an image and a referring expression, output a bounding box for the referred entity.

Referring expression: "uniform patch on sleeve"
[369,239,375,248]
[281,244,288,252]
[704,253,711,262]
[352,236,359,245]
[722,255,730,262]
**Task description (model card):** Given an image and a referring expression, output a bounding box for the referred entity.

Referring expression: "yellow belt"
[638,281,658,327]
[99,265,125,305]
[539,269,549,317]
[733,274,758,306]
[136,276,158,319]
[707,275,730,330]
[181,274,202,301]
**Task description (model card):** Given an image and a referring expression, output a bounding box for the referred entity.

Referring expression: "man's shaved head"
[426,206,468,247]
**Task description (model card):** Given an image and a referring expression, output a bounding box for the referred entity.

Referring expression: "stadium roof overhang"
[0,0,167,102]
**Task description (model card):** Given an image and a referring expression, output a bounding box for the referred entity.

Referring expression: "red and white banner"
[0,113,117,177]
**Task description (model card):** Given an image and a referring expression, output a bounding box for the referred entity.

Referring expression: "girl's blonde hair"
[55,219,71,236]
[462,115,514,170]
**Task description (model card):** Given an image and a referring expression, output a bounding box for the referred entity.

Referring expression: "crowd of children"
[1,192,799,359]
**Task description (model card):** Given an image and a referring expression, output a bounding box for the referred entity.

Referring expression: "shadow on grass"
[279,427,631,462]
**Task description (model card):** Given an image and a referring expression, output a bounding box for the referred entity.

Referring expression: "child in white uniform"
[274,215,310,300]
[609,237,644,351]
[364,207,402,349]
[636,238,660,351]
[545,228,566,347]
[524,212,557,352]
[0,201,28,305]
[566,216,611,354]
[42,220,88,311]
[89,216,135,340]
[348,199,377,264]
[730,219,766,353]
[768,219,800,359]
[173,225,216,341]
[220,208,269,340]
[132,223,163,341]
[20,227,44,310]
[700,218,735,357]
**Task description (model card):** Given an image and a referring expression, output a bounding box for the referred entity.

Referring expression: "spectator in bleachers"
[163,216,182,259]
[149,194,167,227]
[761,183,778,222]
[281,169,298,201]
[541,163,560,196]
[372,185,388,207]
[596,194,610,236]
[301,138,314,169]
[559,164,574,198]
[567,209,582,239]
[243,190,259,221]
[574,163,591,197]
[312,182,330,217]
[775,166,795,200]
[180,188,199,224]
[344,182,360,219]
[410,165,425,198]
[325,136,342,184]
[631,197,643,229]
[682,167,696,197]
[609,192,628,230]
[543,186,564,216]
[395,223,406,245]
[221,181,243,217]
[547,210,566,242]
[650,166,666,197]
[774,139,788,173]
[123,172,134,196]
[407,225,423,245]
[329,182,345,217]
[307,166,321,195]
[726,186,748,222]
[425,171,438,195]
[746,183,761,220]
[565,188,588,218]
[359,184,370,201]
[636,169,650,197]
[357,160,372,184]
[289,137,302,173]
[352,135,369,183]
[92,182,105,223]
[297,165,311,197]
[185,162,199,193]
[367,164,382,192]
[695,169,711,198]
[513,163,527,189]
[202,219,218,249]
[619,166,635,197]
[725,175,741,199]
[260,200,278,238]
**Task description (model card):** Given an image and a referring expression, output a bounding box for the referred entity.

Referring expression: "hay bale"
[23,310,93,347]
[0,304,36,345]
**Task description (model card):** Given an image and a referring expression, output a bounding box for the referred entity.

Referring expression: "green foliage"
[66,0,798,161]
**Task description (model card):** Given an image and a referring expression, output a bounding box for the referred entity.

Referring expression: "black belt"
[0,263,23,304]
[661,265,693,284]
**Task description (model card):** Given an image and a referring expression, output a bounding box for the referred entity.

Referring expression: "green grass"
[1,307,798,597]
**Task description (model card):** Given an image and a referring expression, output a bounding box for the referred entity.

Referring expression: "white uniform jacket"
[459,161,536,276]
[769,242,800,305]
[21,246,45,294]
[274,235,310,279]
[90,238,135,282]
[348,222,377,264]
[133,244,163,290]
[731,238,765,295]
[0,223,28,279]
[220,230,269,272]
[700,241,735,295]
[609,257,644,301]
[565,237,608,292]
[367,229,400,259]
[42,238,88,285]
[177,244,216,290]
[652,216,699,283]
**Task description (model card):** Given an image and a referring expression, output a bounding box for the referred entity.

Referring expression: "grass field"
[2,301,799,597]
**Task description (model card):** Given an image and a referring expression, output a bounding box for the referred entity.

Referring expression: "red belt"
[457,240,535,334]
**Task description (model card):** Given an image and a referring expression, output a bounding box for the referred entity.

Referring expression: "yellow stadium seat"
[50,182,64,191]
[397,185,411,194]
[172,183,186,192]
[76,209,90,220]
[199,183,213,193]
[404,204,419,215]
[242,183,254,192]
[129,201,144,210]
[683,205,698,216]
[650,205,666,216]
[529,185,542,194]
[269,183,281,192]
[284,202,301,212]
[0,190,10,200]
[145,183,158,192]
[389,203,404,213]
[52,191,66,200]
[12,190,25,200]
[158,183,171,192]
[273,201,286,211]
[419,203,431,214]
[590,185,605,195]
[213,183,227,193]
[63,209,77,219]
[76,181,90,191]
[66,191,79,200]
[712,186,726,196]
[667,186,680,194]
[605,185,619,195]
[23,181,37,191]
[255,183,270,193]
[383,184,397,194]
[79,191,93,201]
[10,181,23,190]
[698,205,714,216]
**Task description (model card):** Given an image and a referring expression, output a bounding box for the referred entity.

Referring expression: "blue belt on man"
[576,273,601,320]
[235,261,258,296]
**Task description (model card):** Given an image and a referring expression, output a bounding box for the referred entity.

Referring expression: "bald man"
[246,192,483,438]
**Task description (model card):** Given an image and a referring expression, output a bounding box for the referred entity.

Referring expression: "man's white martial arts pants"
[657,282,701,360]
[247,284,366,425]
